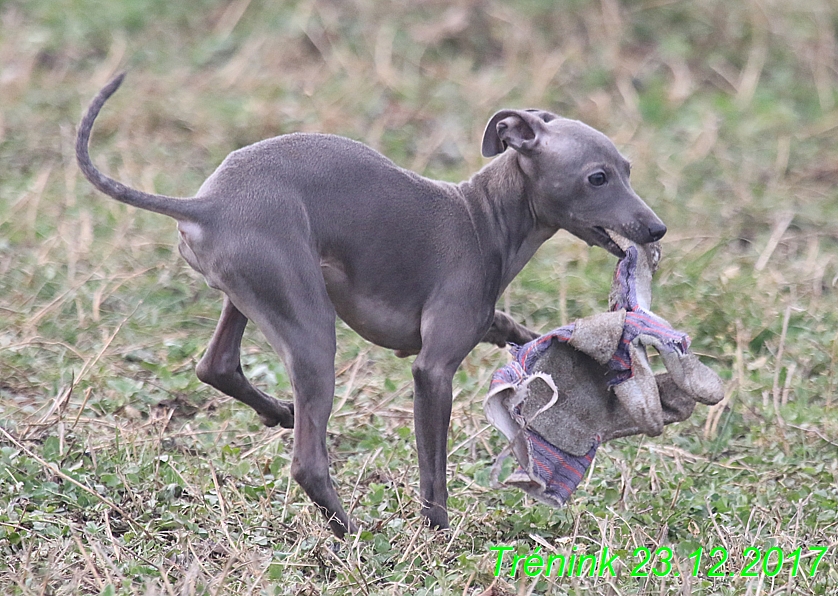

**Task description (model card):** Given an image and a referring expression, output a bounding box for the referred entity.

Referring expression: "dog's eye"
[588,172,607,187]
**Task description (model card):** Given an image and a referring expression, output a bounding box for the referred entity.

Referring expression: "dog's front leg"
[412,354,457,529]
[411,312,486,529]
[481,310,539,348]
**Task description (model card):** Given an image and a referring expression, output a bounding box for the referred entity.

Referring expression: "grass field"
[2,0,838,594]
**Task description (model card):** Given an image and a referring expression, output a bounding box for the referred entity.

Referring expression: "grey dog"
[76,73,666,537]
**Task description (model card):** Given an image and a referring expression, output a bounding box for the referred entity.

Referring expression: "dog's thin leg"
[411,314,481,530]
[481,310,539,348]
[286,335,355,537]
[196,297,294,428]
[220,250,354,537]
[412,356,455,529]
[261,314,352,537]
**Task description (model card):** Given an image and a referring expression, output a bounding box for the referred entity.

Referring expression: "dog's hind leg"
[196,297,295,428]
[215,247,353,537]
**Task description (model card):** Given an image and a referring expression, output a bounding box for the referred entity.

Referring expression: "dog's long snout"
[648,221,667,242]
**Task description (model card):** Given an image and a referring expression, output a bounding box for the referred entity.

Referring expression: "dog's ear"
[481,109,555,157]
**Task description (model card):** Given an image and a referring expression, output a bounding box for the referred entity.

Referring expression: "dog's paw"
[421,504,450,530]
[259,400,295,428]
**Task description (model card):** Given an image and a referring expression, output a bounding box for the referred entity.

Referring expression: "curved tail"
[76,72,205,221]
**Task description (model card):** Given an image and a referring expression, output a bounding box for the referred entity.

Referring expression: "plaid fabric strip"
[523,430,599,505]
[490,323,575,390]
[607,245,691,383]
[611,245,640,311]
[514,323,575,372]
[608,310,691,384]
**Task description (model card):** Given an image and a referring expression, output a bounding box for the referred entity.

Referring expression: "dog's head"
[482,109,666,257]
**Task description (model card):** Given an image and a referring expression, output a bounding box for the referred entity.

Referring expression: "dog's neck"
[458,151,558,296]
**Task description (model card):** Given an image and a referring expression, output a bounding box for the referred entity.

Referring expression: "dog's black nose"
[648,222,667,242]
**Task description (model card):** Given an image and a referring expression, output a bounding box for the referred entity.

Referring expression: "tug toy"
[484,234,724,506]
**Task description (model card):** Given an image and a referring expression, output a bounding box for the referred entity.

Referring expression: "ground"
[1,0,838,594]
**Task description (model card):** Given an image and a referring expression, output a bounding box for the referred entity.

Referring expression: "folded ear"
[481,109,556,157]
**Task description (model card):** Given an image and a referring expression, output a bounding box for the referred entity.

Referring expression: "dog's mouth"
[592,227,626,259]
[602,228,662,273]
